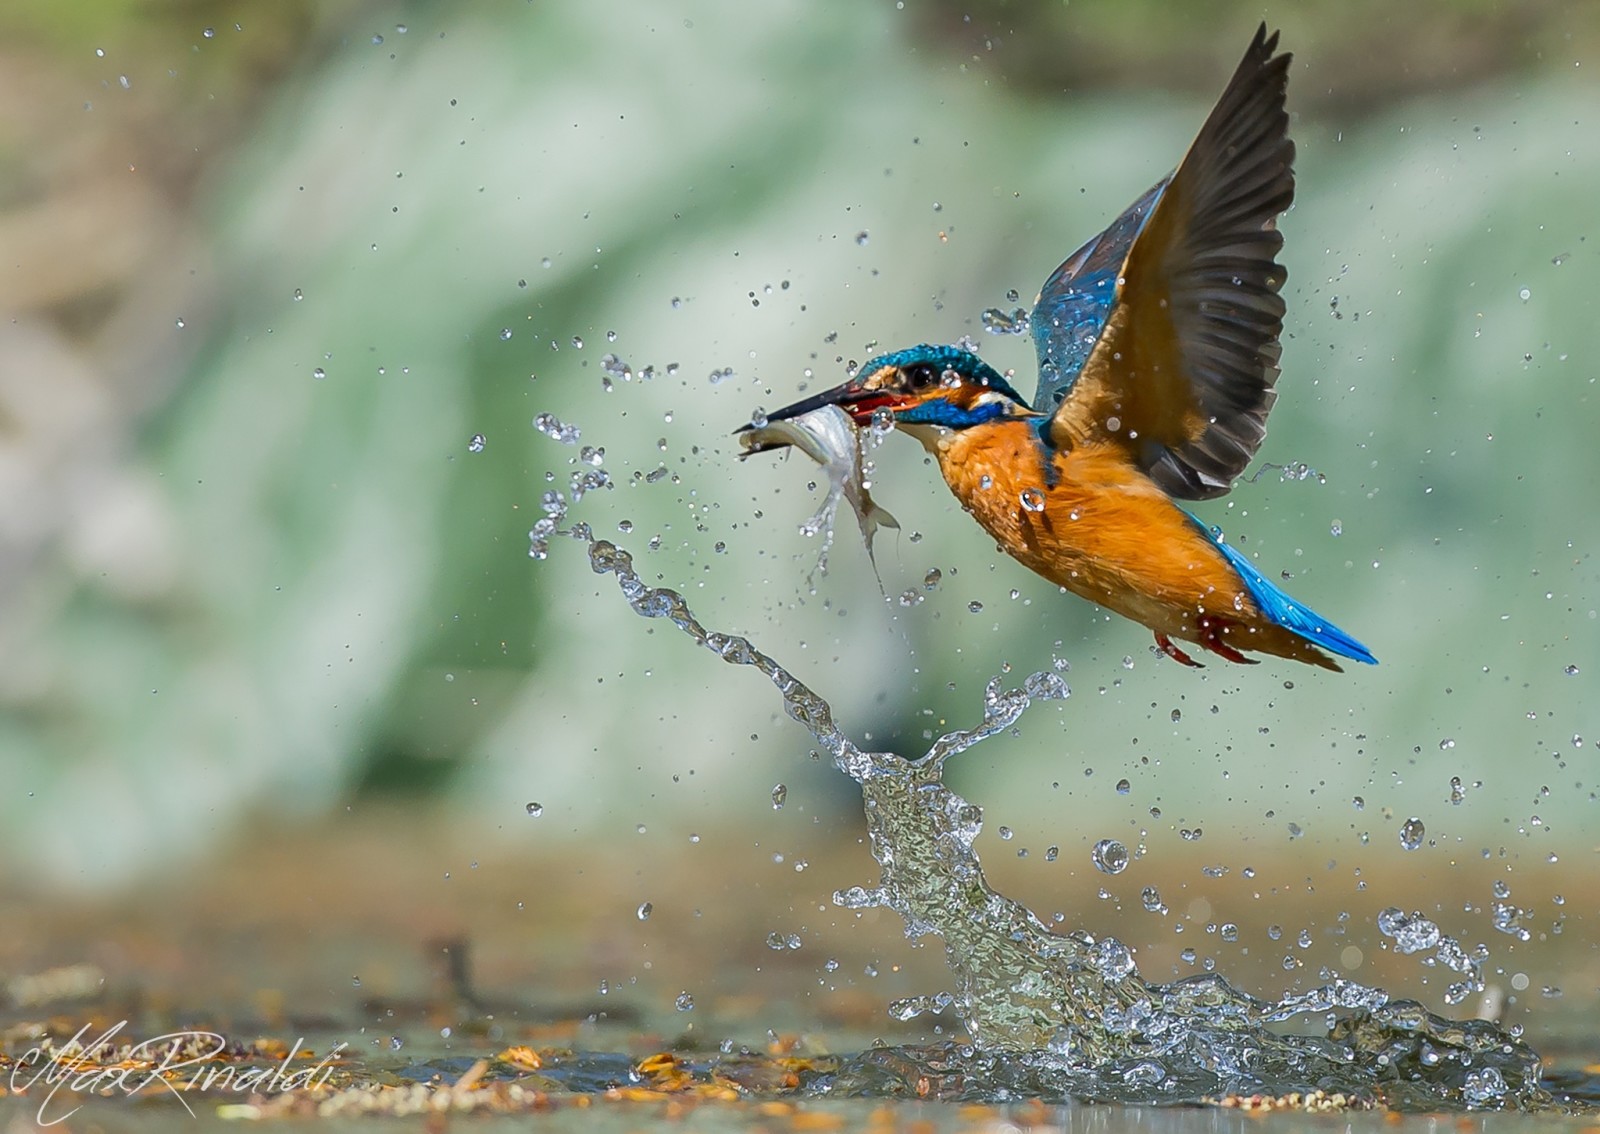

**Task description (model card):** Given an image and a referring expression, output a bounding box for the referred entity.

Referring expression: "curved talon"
[1155,632,1203,668]
[1197,618,1258,665]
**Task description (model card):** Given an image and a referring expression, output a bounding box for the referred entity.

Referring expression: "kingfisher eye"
[904,363,939,389]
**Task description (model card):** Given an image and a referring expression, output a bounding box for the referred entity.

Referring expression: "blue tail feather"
[1189,515,1377,666]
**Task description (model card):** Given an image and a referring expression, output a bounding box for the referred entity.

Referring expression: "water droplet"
[1091,838,1129,875]
[1090,937,1136,979]
[923,568,942,589]
[533,412,581,444]
[312,367,326,380]
[637,901,653,920]
[499,328,513,341]
[855,231,869,246]
[1115,779,1130,794]
[771,783,787,809]
[525,801,543,817]
[1019,487,1045,513]
[1329,519,1342,537]
[1141,886,1164,912]
[1564,664,1579,676]
[981,307,1030,335]
[467,433,486,453]
[967,601,984,613]
[674,991,694,1011]
[1399,816,1426,851]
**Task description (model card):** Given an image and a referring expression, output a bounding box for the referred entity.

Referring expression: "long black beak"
[733,379,891,434]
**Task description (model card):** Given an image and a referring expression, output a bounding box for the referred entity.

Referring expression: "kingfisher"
[745,26,1375,671]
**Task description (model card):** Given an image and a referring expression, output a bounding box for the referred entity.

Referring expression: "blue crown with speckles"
[859,344,1033,410]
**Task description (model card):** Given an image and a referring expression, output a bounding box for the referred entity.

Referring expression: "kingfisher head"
[754,345,1035,435]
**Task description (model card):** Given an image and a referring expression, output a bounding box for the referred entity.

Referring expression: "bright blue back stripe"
[1190,515,1377,665]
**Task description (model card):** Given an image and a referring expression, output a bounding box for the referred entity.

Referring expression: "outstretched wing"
[1030,180,1167,410]
[1038,24,1294,500]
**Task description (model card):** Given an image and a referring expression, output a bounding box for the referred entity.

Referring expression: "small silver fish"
[739,405,899,572]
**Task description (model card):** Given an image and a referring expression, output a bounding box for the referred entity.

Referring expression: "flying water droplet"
[1399,817,1426,850]
[1091,839,1129,875]
[771,783,787,809]
[525,801,543,817]
[1090,937,1136,979]
[980,307,1031,335]
[637,901,653,921]
[533,412,581,444]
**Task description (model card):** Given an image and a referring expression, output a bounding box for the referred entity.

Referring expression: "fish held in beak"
[738,404,899,571]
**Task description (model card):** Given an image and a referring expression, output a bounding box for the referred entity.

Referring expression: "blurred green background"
[2,0,1596,1036]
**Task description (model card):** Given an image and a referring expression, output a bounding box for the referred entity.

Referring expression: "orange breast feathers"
[931,421,1255,635]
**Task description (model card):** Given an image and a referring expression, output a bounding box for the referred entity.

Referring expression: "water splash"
[578,535,1547,1110]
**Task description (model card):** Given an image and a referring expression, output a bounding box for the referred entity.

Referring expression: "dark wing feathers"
[1040,24,1295,500]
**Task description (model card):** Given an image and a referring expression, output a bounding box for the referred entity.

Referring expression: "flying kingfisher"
[744,26,1375,671]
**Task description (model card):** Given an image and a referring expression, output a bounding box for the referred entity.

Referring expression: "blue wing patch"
[1030,179,1168,411]
[1189,514,1377,666]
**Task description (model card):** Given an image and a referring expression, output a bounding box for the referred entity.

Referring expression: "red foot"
[1197,617,1259,666]
[1154,632,1203,668]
